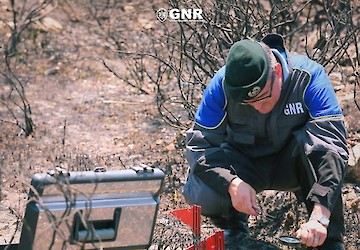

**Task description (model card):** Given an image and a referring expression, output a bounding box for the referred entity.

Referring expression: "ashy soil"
[0,1,359,249]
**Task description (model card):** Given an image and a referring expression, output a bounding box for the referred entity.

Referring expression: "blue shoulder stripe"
[195,67,227,129]
[291,54,343,118]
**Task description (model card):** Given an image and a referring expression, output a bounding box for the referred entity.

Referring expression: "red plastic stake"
[170,205,201,236]
[170,206,225,250]
[170,205,202,249]
[204,231,224,250]
[187,230,224,250]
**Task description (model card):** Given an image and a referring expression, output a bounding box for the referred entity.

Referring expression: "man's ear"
[274,62,282,76]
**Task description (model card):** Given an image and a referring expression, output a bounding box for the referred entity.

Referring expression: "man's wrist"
[309,215,330,228]
[310,203,331,228]
[311,203,331,217]
[228,177,241,195]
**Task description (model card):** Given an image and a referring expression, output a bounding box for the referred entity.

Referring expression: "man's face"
[243,62,283,114]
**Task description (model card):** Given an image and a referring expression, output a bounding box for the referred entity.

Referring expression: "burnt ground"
[0,1,359,249]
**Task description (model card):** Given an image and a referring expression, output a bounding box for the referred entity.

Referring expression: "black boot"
[210,209,249,236]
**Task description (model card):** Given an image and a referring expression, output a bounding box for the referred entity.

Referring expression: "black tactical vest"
[225,68,311,157]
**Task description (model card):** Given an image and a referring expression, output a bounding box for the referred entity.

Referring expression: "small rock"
[44,67,60,76]
[348,143,360,167]
[35,17,63,32]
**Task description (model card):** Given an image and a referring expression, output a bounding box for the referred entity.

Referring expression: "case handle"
[71,208,121,243]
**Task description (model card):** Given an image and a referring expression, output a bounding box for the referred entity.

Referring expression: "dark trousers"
[222,137,344,242]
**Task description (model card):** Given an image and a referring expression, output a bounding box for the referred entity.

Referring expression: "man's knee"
[183,173,231,217]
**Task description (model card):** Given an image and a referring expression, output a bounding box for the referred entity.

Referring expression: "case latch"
[47,167,70,177]
[131,164,154,173]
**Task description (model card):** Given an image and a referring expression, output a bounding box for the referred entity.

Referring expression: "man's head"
[224,40,269,103]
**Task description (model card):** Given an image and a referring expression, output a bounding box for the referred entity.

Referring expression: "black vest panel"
[225,69,311,157]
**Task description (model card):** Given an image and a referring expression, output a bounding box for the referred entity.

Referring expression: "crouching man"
[183,34,348,250]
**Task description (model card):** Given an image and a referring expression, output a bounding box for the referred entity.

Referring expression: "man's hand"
[296,203,330,248]
[228,177,260,216]
[296,220,327,247]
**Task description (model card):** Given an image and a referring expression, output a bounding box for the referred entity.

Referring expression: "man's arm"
[300,60,348,212]
[294,57,348,247]
[186,67,239,196]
